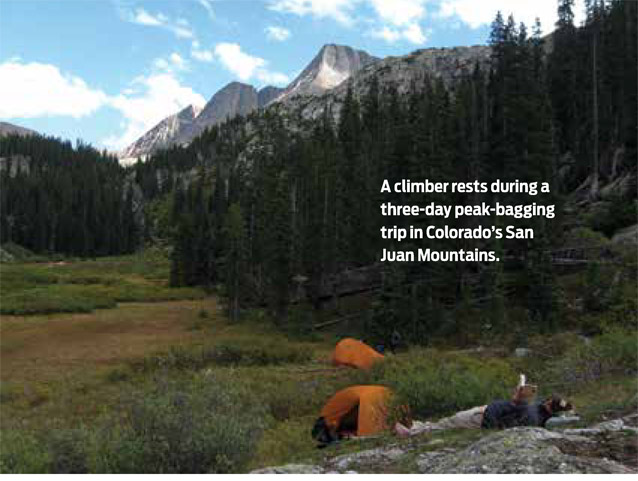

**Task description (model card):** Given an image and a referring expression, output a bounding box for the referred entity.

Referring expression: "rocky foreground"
[252,414,638,474]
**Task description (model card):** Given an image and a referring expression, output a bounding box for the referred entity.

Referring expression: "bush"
[549,328,638,384]
[134,339,313,373]
[369,349,517,419]
[46,429,90,473]
[92,377,270,473]
[0,431,51,473]
[211,340,313,366]
[0,285,117,315]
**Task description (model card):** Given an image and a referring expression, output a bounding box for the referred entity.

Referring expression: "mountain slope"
[276,44,377,102]
[258,86,285,107]
[119,44,377,162]
[174,81,258,146]
[0,121,38,137]
[275,45,491,121]
[120,105,202,164]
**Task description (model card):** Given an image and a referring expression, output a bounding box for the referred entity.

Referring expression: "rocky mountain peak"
[119,103,203,164]
[277,44,378,101]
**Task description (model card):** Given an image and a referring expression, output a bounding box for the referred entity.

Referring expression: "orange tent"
[320,385,391,437]
[332,338,384,370]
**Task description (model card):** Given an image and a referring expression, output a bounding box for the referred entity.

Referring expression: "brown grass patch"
[0,299,220,383]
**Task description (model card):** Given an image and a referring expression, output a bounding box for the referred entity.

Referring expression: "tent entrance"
[337,403,359,436]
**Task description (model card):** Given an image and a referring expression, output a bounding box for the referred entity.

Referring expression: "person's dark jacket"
[481,401,553,429]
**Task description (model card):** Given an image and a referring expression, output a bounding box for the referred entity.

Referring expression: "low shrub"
[370,349,517,419]
[0,382,21,404]
[46,428,90,473]
[2,376,272,474]
[92,377,271,473]
[133,339,313,373]
[0,285,117,315]
[211,339,313,366]
[0,430,51,473]
[549,328,638,384]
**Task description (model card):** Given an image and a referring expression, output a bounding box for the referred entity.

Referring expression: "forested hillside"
[1,0,635,344]
[132,1,635,343]
[0,136,139,256]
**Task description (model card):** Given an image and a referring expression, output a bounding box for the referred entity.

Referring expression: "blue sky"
[0,0,584,151]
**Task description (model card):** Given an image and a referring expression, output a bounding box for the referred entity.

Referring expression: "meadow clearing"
[0,251,636,473]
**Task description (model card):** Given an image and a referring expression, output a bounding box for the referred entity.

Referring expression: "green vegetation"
[1,377,271,474]
[1,0,636,473]
[129,338,314,373]
[368,350,518,419]
[0,250,204,315]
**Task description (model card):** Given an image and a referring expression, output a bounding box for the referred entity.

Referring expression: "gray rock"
[277,44,377,102]
[120,104,202,162]
[250,464,325,474]
[415,448,457,472]
[178,82,258,145]
[418,427,634,474]
[565,416,638,436]
[329,446,407,471]
[258,86,285,107]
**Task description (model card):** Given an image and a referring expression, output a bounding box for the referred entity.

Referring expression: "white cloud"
[271,0,427,44]
[370,0,426,26]
[103,73,206,150]
[152,52,188,73]
[0,60,107,118]
[197,0,216,20]
[403,23,428,43]
[265,26,291,41]
[269,0,357,25]
[191,40,215,62]
[132,9,165,27]
[169,53,186,69]
[214,43,265,81]
[123,8,195,39]
[438,0,585,31]
[368,0,428,45]
[0,58,206,151]
[371,23,427,44]
[213,43,289,85]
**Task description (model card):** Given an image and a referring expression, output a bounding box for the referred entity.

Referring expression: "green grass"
[0,250,205,315]
[1,248,636,472]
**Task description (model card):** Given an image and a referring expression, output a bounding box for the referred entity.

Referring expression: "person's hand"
[512,385,525,403]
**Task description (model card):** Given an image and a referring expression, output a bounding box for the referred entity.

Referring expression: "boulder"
[328,446,408,471]
[250,464,325,474]
[418,427,634,474]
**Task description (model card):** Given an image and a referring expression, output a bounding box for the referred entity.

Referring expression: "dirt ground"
[0,298,219,383]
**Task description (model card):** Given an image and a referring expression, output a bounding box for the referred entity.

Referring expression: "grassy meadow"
[0,251,636,473]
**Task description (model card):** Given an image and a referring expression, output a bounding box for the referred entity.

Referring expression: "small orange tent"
[320,385,392,437]
[332,338,384,370]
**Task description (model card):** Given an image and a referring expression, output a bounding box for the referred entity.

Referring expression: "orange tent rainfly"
[332,338,384,370]
[320,385,391,437]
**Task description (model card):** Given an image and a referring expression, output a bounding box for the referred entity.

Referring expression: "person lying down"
[395,385,574,437]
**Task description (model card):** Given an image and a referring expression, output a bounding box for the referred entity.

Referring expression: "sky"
[0,0,586,152]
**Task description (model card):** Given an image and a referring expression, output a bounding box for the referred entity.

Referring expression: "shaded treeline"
[0,136,138,256]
